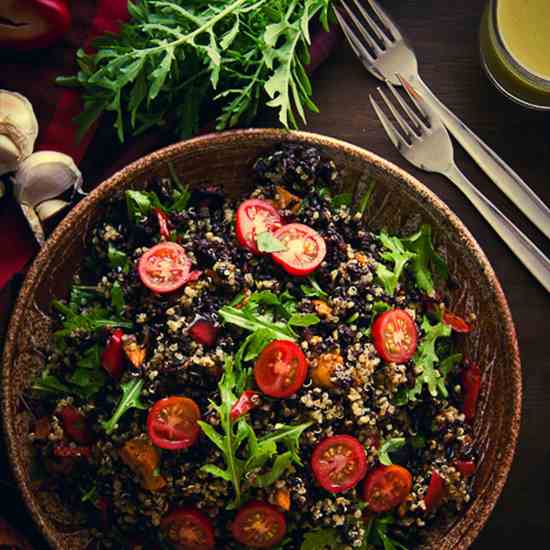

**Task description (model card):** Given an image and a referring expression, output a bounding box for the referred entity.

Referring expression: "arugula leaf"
[440,352,463,378]
[403,225,448,295]
[375,232,416,296]
[255,451,293,487]
[369,515,409,550]
[257,231,287,253]
[67,344,106,399]
[356,177,376,215]
[288,313,320,327]
[108,245,131,273]
[332,192,353,208]
[111,281,125,317]
[101,378,147,434]
[300,528,343,550]
[407,317,452,402]
[31,369,72,395]
[300,277,328,298]
[378,437,406,466]
[219,305,296,341]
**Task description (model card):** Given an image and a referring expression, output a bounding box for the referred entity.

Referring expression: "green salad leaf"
[366,515,409,550]
[101,378,147,435]
[256,231,287,253]
[375,232,415,296]
[300,277,328,298]
[300,528,344,550]
[107,245,131,273]
[378,437,406,466]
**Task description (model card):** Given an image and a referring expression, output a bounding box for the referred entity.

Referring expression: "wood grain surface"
[1,0,549,548]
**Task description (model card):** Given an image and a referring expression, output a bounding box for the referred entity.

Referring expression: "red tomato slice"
[138,242,193,294]
[154,208,171,239]
[461,361,481,422]
[271,223,326,276]
[254,340,308,398]
[424,470,445,512]
[455,460,476,478]
[161,507,215,550]
[236,199,283,254]
[362,465,412,513]
[443,311,471,333]
[231,501,286,548]
[311,435,368,493]
[59,406,93,445]
[372,309,417,364]
[147,397,200,450]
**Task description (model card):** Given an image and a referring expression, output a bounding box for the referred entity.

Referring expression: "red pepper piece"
[230,390,260,421]
[424,470,445,513]
[154,208,171,239]
[102,328,126,379]
[53,444,92,459]
[461,361,482,423]
[455,460,476,478]
[442,311,472,333]
[59,405,93,445]
[0,0,71,51]
[188,318,219,347]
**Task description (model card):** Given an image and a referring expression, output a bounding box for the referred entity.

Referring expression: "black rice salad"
[30,144,481,550]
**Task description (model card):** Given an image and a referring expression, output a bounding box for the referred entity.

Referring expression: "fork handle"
[411,75,550,240]
[445,163,550,292]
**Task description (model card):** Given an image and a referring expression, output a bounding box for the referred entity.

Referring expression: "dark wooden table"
[1,0,549,548]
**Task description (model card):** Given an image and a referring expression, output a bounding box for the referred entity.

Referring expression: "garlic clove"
[14,151,83,207]
[35,199,71,222]
[0,90,39,175]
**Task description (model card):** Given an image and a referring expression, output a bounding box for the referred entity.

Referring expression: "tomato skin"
[138,242,194,294]
[188,318,220,347]
[230,390,260,421]
[455,460,476,478]
[362,465,412,513]
[271,223,326,276]
[424,470,445,513]
[59,406,93,445]
[461,361,481,422]
[372,309,417,364]
[147,397,200,451]
[443,311,471,333]
[154,208,171,239]
[254,340,308,398]
[236,199,283,254]
[311,435,368,493]
[101,329,126,379]
[231,501,286,548]
[161,507,215,550]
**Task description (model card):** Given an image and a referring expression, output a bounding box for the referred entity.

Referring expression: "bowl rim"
[1,128,521,549]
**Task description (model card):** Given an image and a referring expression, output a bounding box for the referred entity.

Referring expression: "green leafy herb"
[366,515,409,550]
[403,225,448,295]
[59,0,330,142]
[356,177,376,215]
[300,528,343,550]
[256,231,287,253]
[31,368,72,395]
[332,192,353,208]
[440,352,463,378]
[108,245,131,273]
[375,232,416,296]
[101,378,147,434]
[346,312,359,324]
[300,277,328,298]
[407,317,452,402]
[288,313,320,327]
[111,281,125,317]
[67,344,107,399]
[378,437,406,466]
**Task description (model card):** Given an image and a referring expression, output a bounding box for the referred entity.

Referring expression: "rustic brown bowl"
[2,129,521,549]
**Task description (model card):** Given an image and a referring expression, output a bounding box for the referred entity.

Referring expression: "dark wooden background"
[1,0,549,548]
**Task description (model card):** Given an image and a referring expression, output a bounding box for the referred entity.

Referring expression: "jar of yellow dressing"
[480,0,550,110]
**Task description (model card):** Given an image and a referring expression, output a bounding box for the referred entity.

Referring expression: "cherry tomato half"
[443,311,471,333]
[461,361,481,423]
[455,460,476,478]
[161,507,215,550]
[254,340,308,398]
[236,199,283,254]
[138,242,194,294]
[147,397,200,450]
[231,501,286,548]
[59,406,93,445]
[271,223,326,276]
[363,465,412,513]
[372,309,417,364]
[311,435,368,493]
[424,470,445,513]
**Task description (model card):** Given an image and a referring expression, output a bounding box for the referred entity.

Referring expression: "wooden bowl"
[1,129,521,549]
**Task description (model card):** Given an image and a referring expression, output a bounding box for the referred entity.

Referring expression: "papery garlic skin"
[14,151,83,207]
[0,90,39,175]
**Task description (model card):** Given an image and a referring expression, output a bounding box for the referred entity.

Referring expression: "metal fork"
[335,0,550,241]
[369,77,550,293]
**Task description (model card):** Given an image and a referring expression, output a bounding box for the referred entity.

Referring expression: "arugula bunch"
[59,0,331,142]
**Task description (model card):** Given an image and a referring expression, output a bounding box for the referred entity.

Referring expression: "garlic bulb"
[35,199,71,222]
[14,151,83,207]
[0,90,39,175]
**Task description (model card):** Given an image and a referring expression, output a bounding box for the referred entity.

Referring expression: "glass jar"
[479,0,550,110]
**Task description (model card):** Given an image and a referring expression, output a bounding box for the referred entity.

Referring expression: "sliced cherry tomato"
[362,465,412,513]
[138,242,194,294]
[154,208,171,239]
[53,444,92,459]
[188,318,220,347]
[372,309,417,364]
[59,406,93,445]
[455,460,476,478]
[424,470,445,513]
[271,223,326,276]
[236,199,283,254]
[254,340,308,398]
[230,390,260,421]
[231,501,286,548]
[443,311,471,333]
[147,397,200,450]
[311,435,368,493]
[461,361,481,423]
[102,329,126,379]
[161,507,215,550]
